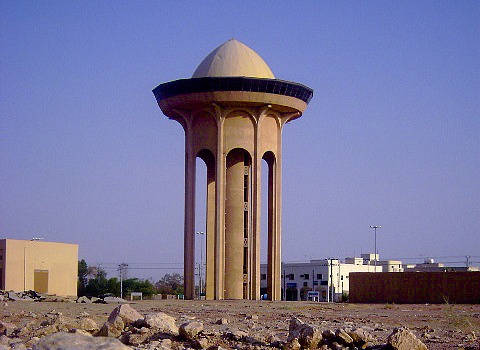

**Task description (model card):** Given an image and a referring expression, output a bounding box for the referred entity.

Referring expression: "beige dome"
[192,39,275,79]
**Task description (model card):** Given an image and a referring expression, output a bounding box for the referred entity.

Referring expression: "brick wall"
[349,272,480,303]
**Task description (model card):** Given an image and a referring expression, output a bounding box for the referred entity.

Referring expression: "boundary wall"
[349,272,480,304]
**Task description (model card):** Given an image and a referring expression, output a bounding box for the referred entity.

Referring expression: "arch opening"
[225,148,252,299]
[262,151,277,300]
[196,149,215,299]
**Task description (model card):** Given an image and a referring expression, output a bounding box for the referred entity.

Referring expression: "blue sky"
[1,1,479,280]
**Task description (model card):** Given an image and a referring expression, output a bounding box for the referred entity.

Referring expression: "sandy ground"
[1,299,479,349]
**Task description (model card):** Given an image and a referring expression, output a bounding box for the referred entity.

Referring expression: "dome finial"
[192,39,275,79]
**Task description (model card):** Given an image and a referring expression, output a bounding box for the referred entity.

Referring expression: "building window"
[303,282,308,287]
[288,274,295,280]
[261,274,266,280]
[303,274,309,280]
[316,273,322,280]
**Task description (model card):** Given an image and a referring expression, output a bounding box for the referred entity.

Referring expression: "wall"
[349,272,480,304]
[2,239,78,297]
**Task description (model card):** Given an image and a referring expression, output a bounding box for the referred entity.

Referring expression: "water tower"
[153,39,313,300]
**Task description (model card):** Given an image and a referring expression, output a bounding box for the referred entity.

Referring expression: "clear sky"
[1,1,479,280]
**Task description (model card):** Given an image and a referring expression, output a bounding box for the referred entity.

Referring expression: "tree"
[85,266,109,297]
[123,278,156,297]
[77,259,88,296]
[155,273,184,295]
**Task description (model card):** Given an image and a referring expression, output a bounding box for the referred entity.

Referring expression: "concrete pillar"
[250,155,261,300]
[224,149,246,299]
[184,134,196,300]
[205,161,216,300]
[214,119,225,300]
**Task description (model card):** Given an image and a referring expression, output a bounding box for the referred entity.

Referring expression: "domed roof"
[192,39,275,79]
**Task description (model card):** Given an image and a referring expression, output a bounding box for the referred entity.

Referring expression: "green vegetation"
[77,260,183,299]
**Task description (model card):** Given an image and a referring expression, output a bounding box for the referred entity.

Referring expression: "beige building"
[153,39,313,300]
[0,239,78,297]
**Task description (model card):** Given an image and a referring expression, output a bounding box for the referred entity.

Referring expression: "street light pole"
[119,263,128,299]
[195,231,205,299]
[370,225,381,272]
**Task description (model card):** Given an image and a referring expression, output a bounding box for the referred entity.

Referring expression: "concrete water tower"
[153,39,313,300]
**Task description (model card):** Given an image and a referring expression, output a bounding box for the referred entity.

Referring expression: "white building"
[260,254,400,301]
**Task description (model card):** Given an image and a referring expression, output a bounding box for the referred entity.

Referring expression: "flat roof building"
[0,239,78,297]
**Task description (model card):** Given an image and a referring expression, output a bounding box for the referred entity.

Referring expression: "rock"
[108,304,143,326]
[97,318,124,338]
[126,332,152,346]
[387,327,428,350]
[0,336,10,346]
[246,314,259,320]
[70,329,93,336]
[335,328,354,346]
[7,291,21,301]
[76,296,92,303]
[33,332,131,349]
[76,318,99,332]
[180,321,204,340]
[0,321,16,336]
[346,327,374,347]
[321,329,335,340]
[142,312,179,335]
[215,318,228,325]
[194,337,211,349]
[35,325,61,337]
[283,337,301,350]
[225,329,248,341]
[286,317,322,350]
[104,296,127,304]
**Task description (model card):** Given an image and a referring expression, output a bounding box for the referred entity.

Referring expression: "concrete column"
[214,120,225,299]
[266,154,276,300]
[273,145,282,300]
[184,135,196,300]
[205,161,215,300]
[250,155,261,300]
[224,149,245,299]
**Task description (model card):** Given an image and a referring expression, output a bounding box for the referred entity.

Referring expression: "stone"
[194,337,211,349]
[0,336,10,346]
[7,291,21,301]
[225,329,248,341]
[0,321,16,336]
[346,327,374,347]
[387,327,428,350]
[142,312,179,335]
[286,317,322,350]
[180,321,204,340]
[76,318,99,332]
[335,328,354,345]
[35,325,61,337]
[104,296,127,304]
[126,332,151,346]
[322,329,336,340]
[76,296,92,303]
[70,329,92,336]
[97,318,124,338]
[108,304,143,326]
[215,318,229,325]
[33,332,131,349]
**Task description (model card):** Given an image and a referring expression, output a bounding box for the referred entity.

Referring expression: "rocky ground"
[0,296,479,349]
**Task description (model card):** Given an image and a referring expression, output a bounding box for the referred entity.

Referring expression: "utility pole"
[196,231,205,299]
[370,225,382,272]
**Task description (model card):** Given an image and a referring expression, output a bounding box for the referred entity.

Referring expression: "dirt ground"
[1,299,479,349]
